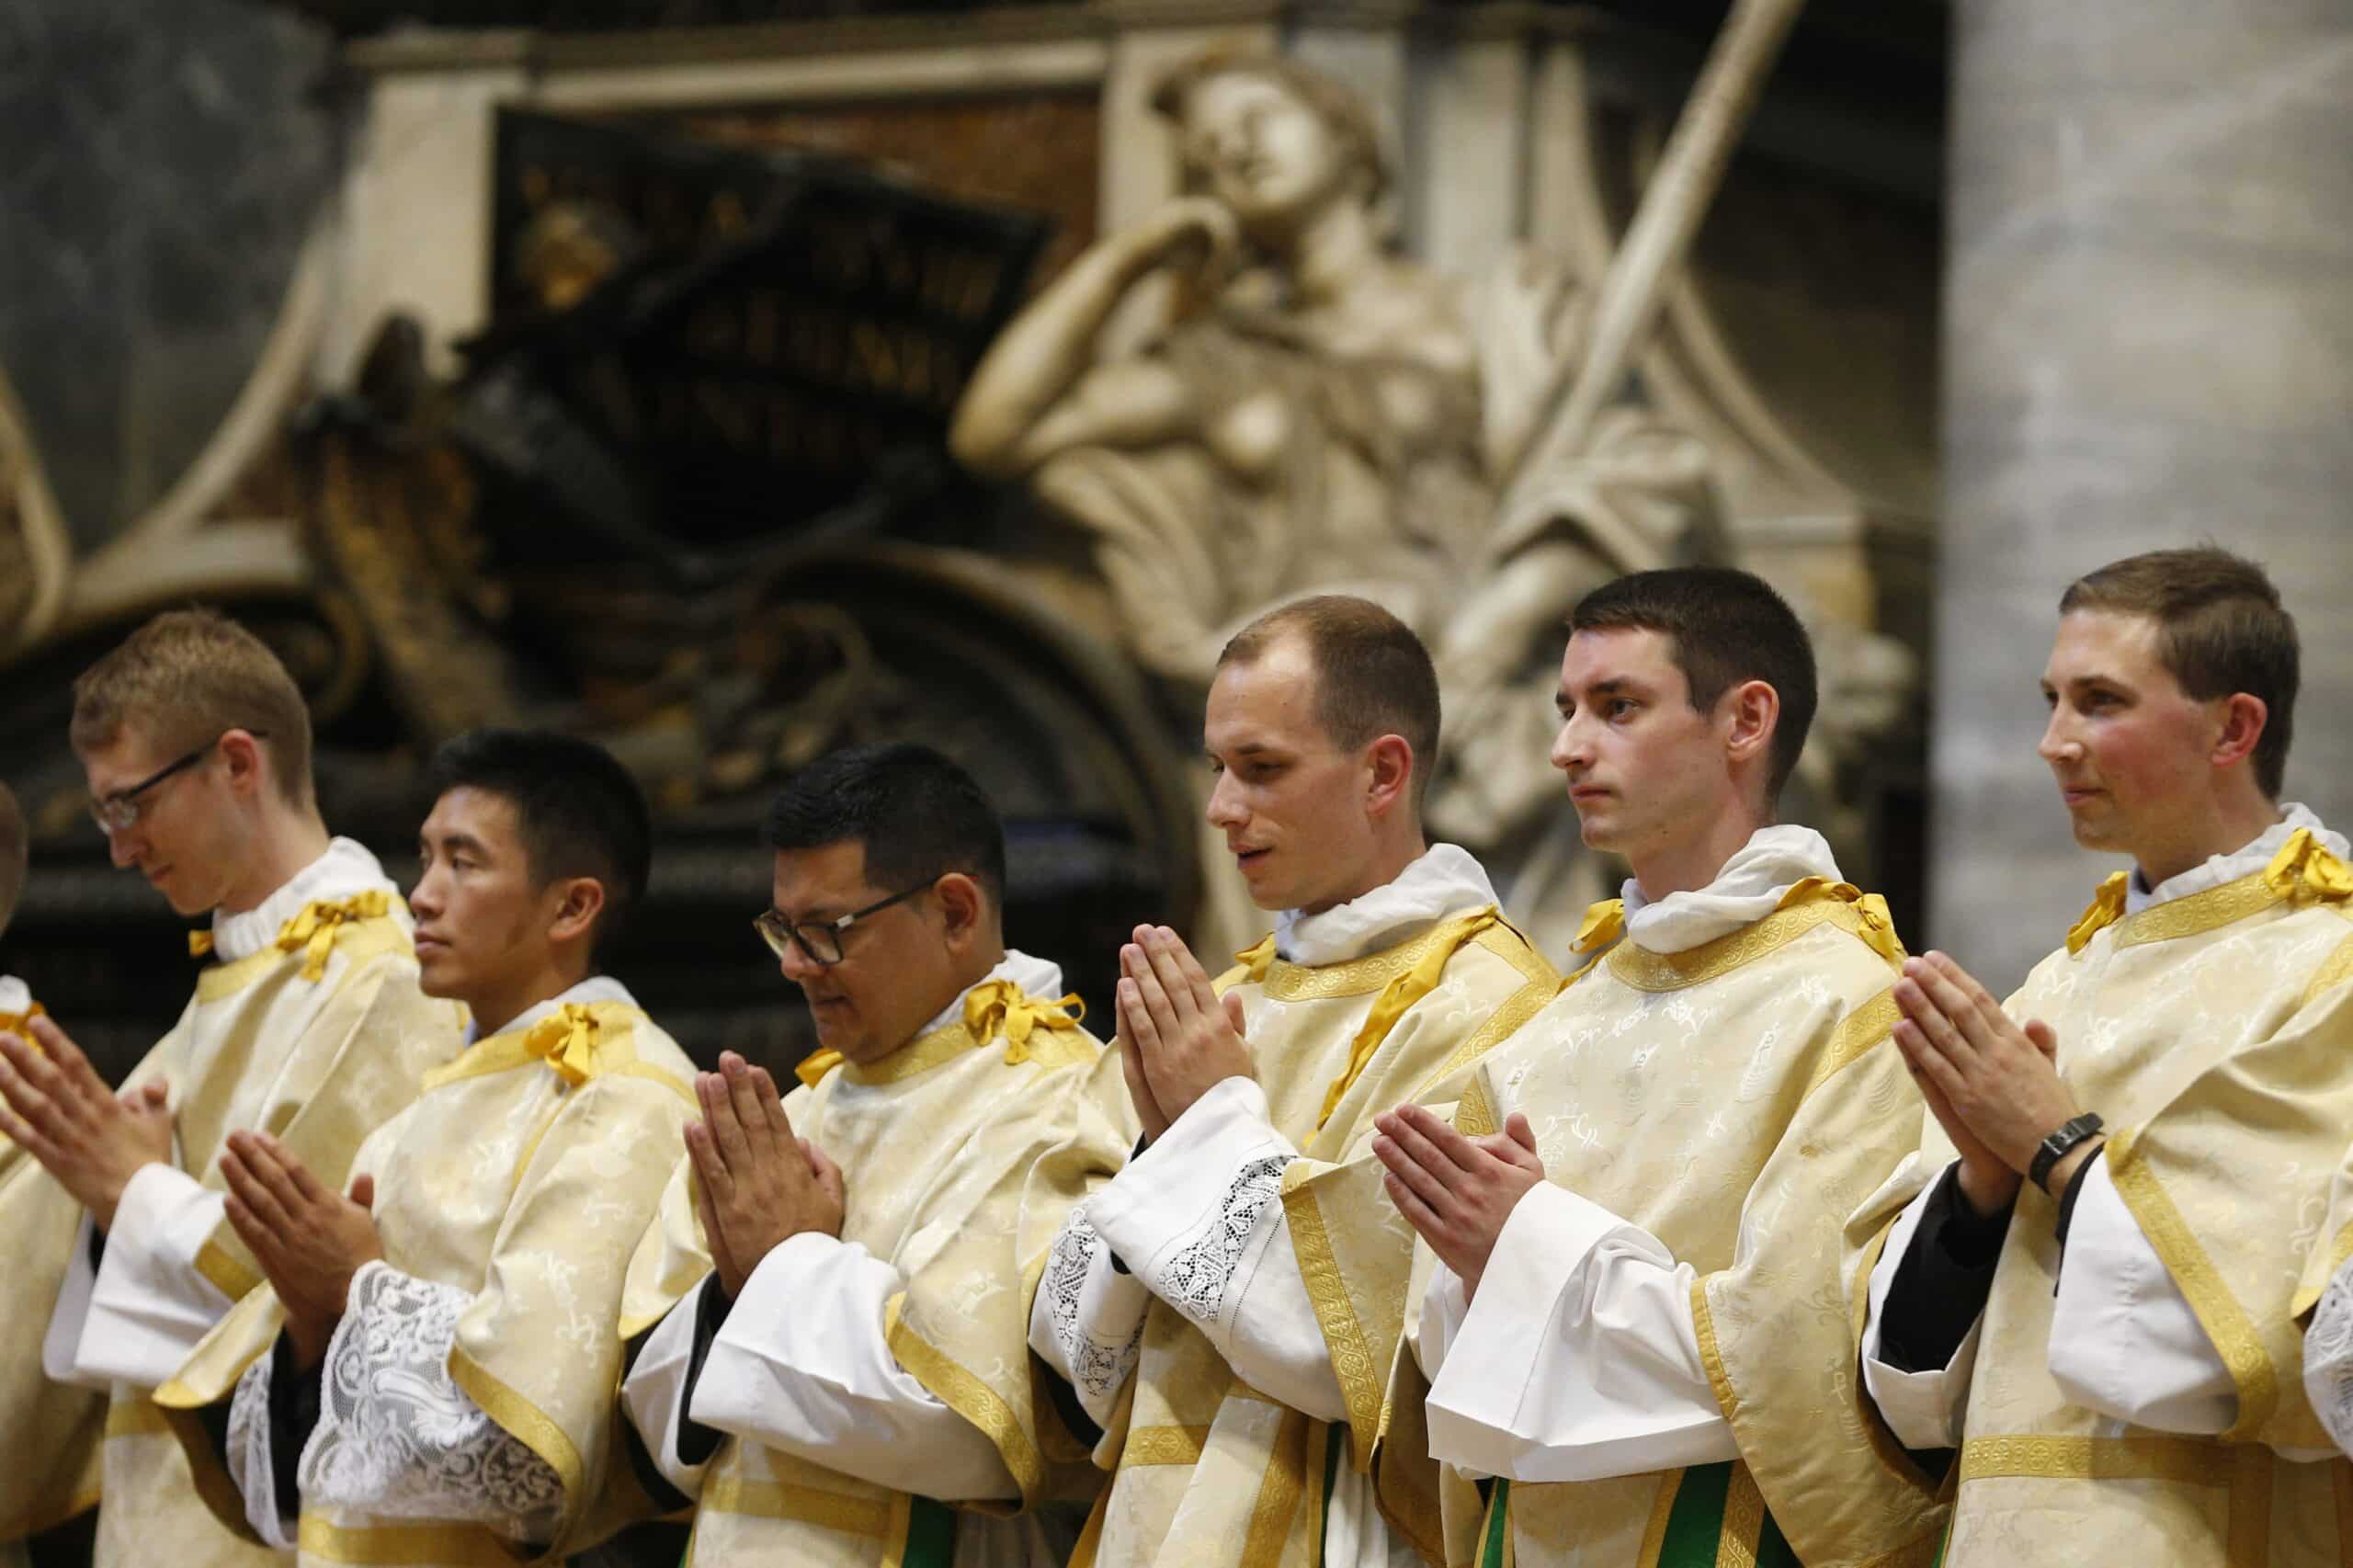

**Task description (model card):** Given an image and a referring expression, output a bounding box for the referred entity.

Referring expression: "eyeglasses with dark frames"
[88,730,269,835]
[752,881,934,968]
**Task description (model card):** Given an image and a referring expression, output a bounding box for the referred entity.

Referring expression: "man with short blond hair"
[1857,546,2353,1566]
[0,607,460,1568]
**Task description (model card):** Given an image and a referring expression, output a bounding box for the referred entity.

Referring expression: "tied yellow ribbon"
[0,1001,46,1054]
[274,891,392,982]
[1559,898,1625,990]
[1233,934,1279,985]
[1775,877,1905,966]
[1318,909,1499,1131]
[523,1003,603,1087]
[188,930,214,959]
[2262,827,2353,905]
[962,978,1086,1065]
[794,1048,842,1091]
[2067,872,2131,956]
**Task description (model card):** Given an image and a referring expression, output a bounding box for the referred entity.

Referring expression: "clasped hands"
[0,1013,173,1230]
[1892,950,2089,1215]
[1113,925,1255,1143]
[688,1051,844,1300]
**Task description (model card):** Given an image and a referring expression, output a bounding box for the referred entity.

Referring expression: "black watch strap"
[2029,1111,2104,1194]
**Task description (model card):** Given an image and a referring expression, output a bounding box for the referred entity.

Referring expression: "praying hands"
[1372,1102,1546,1301]
[1891,949,2082,1213]
[218,1131,382,1369]
[687,1051,844,1299]
[0,1013,174,1230]
[1113,924,1253,1142]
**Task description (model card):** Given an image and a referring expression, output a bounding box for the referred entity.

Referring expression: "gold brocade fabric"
[629,994,1138,1568]
[1086,909,1558,1568]
[0,903,460,1568]
[1849,863,2353,1568]
[160,1002,695,1566]
[1378,903,1939,1568]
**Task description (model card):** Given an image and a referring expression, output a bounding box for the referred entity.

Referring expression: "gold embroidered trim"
[1604,902,1851,993]
[1805,989,1901,1097]
[425,1003,657,1093]
[1958,1434,2222,1485]
[1260,908,1495,1002]
[295,1512,540,1565]
[193,1238,261,1301]
[1846,1214,1941,1495]
[1120,1424,1212,1466]
[2302,929,2353,1010]
[195,912,408,1004]
[1455,1078,1496,1139]
[448,1344,585,1507]
[2112,870,2281,949]
[1280,1170,1381,1471]
[2104,1125,2279,1441]
[1635,1471,1679,1568]
[1414,931,1561,1097]
[1689,1276,1740,1428]
[847,1020,979,1085]
[1716,1463,1766,1568]
[884,1291,1045,1503]
[699,1474,892,1536]
[1239,1407,1311,1568]
[602,1060,696,1106]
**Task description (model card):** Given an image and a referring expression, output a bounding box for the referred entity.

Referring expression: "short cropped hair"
[0,783,26,938]
[1569,567,1819,801]
[426,729,653,967]
[70,608,313,806]
[763,744,1006,905]
[1218,596,1441,805]
[2061,547,2298,799]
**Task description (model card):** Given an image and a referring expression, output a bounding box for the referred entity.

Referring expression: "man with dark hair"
[1029,595,1559,1568]
[1371,566,1940,1566]
[616,743,1137,1567]
[1853,546,2353,1565]
[155,728,699,1566]
[0,609,459,1568]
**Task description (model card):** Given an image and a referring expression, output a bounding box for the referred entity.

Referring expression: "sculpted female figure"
[952,47,1719,937]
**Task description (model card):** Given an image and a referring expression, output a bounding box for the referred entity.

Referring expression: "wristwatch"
[2029,1111,2105,1194]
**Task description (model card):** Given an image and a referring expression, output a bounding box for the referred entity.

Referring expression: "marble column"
[1928,0,2353,987]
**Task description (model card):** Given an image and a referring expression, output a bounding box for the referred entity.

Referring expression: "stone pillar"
[1929,1,2353,988]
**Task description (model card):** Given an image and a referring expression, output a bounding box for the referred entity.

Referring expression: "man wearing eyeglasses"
[0,608,460,1568]
[616,742,1139,1568]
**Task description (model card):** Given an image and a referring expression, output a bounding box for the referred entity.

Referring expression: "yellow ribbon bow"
[2262,827,2353,905]
[275,891,392,983]
[1558,898,1626,990]
[0,1000,46,1052]
[2067,872,2131,956]
[793,1049,842,1090]
[1774,878,1906,967]
[962,978,1086,1066]
[523,1003,603,1087]
[1233,934,1279,986]
[188,930,215,959]
[1318,909,1499,1131]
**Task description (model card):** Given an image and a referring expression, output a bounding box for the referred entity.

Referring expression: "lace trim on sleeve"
[2304,1261,2353,1455]
[1153,1153,1291,1324]
[297,1261,566,1542]
[1041,1217,1142,1401]
[227,1350,298,1550]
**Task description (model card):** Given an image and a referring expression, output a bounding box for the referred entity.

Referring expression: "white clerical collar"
[915,949,1065,1039]
[1620,824,1843,956]
[210,837,405,962]
[2124,802,2347,916]
[0,975,28,1013]
[472,974,637,1045]
[1275,844,1498,967]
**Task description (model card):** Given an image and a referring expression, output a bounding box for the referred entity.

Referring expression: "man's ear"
[547,876,609,950]
[1364,734,1415,822]
[218,728,269,799]
[1721,679,1781,771]
[933,872,988,951]
[2210,692,2268,772]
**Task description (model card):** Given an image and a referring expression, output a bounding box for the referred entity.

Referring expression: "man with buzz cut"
[616,742,1140,1567]
[1854,546,2353,1566]
[156,728,700,1568]
[1031,594,1559,1568]
[0,608,460,1568]
[1371,565,1942,1567]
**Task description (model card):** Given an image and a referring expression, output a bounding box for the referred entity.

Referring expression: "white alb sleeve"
[300,1261,566,1543]
[1858,1162,1984,1450]
[689,1231,1018,1502]
[1029,1210,1151,1431]
[1423,1182,1736,1483]
[620,1278,719,1500]
[1084,1077,1347,1423]
[73,1163,235,1390]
